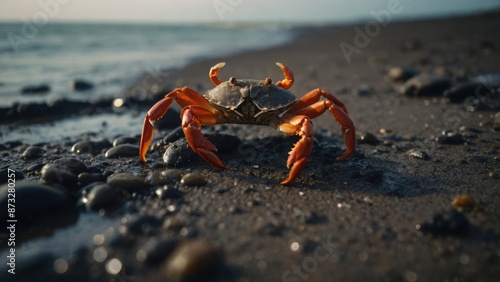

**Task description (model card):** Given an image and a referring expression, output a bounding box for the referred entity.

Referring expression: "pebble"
[107,173,149,192]
[155,185,183,199]
[146,169,184,185]
[86,184,120,211]
[359,132,380,145]
[489,171,499,179]
[41,164,79,189]
[163,138,197,166]
[443,82,489,103]
[416,209,470,236]
[163,134,241,166]
[51,158,88,175]
[162,126,185,143]
[22,146,45,159]
[112,136,139,147]
[400,74,451,97]
[72,79,94,91]
[406,148,430,160]
[436,130,467,145]
[105,144,139,158]
[71,140,96,154]
[21,84,50,95]
[136,237,177,266]
[451,194,476,210]
[164,240,223,280]
[181,173,207,187]
[0,182,74,224]
[388,66,419,81]
[352,85,371,96]
[153,109,182,130]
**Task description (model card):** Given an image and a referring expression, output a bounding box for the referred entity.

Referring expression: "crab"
[139,62,355,185]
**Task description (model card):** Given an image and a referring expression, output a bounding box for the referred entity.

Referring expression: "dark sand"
[2,12,500,282]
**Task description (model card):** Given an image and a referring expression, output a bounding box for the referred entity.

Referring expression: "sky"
[0,0,499,24]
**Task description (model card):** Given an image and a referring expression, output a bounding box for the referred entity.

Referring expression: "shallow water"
[0,22,294,107]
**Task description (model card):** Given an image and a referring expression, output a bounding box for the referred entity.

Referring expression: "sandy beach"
[1,11,500,282]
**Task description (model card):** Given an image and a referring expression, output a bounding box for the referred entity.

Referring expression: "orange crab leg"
[139,87,218,163]
[278,115,313,185]
[284,89,355,162]
[181,106,226,169]
[275,62,294,90]
[209,62,226,86]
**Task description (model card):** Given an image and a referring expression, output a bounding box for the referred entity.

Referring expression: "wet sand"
[1,11,500,282]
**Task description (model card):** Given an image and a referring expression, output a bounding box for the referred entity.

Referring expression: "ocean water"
[0,23,294,107]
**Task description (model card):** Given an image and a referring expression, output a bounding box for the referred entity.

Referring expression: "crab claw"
[279,116,313,185]
[276,62,294,90]
[209,62,226,86]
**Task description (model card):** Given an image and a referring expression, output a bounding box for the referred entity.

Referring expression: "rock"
[86,184,120,211]
[180,173,207,187]
[162,127,184,143]
[21,84,50,95]
[163,138,197,166]
[51,158,88,175]
[359,132,380,145]
[155,185,183,199]
[451,194,476,210]
[436,130,467,145]
[416,209,470,236]
[406,148,429,160]
[105,144,139,158]
[71,139,111,155]
[400,74,451,97]
[112,136,139,147]
[22,146,45,159]
[71,140,95,154]
[443,82,491,103]
[352,85,371,96]
[136,237,178,266]
[41,164,79,190]
[146,169,185,185]
[72,79,94,91]
[164,240,223,281]
[388,67,419,81]
[0,182,74,225]
[163,134,241,166]
[154,109,182,130]
[107,173,149,192]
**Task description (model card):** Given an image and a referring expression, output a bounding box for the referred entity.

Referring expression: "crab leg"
[286,89,355,160]
[139,87,218,163]
[278,115,313,185]
[209,62,226,86]
[275,62,294,90]
[181,106,226,169]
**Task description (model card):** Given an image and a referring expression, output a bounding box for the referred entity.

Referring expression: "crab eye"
[264,77,272,86]
[229,77,237,84]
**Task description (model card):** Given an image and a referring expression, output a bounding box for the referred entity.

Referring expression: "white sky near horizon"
[0,0,499,24]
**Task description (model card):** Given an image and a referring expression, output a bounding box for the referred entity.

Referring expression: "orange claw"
[209,62,226,86]
[139,94,175,163]
[181,106,226,169]
[139,87,220,163]
[275,62,294,90]
[278,116,313,185]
